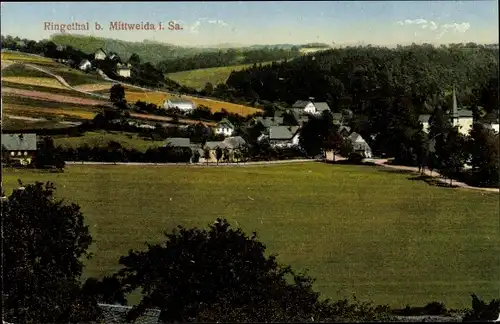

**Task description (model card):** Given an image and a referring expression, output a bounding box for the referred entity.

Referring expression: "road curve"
[367,158,499,193]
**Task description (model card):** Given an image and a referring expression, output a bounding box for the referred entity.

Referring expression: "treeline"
[49,33,216,63]
[156,47,301,73]
[48,34,302,73]
[1,35,93,68]
[226,43,499,114]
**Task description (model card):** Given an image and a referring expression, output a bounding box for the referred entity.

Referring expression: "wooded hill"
[49,34,303,73]
[225,43,499,115]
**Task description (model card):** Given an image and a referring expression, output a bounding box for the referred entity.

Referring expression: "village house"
[291,100,330,115]
[1,133,37,166]
[94,48,108,60]
[253,116,285,128]
[165,137,203,162]
[348,132,372,158]
[258,126,301,148]
[214,118,235,137]
[116,63,132,78]
[79,59,92,71]
[202,136,247,163]
[163,99,196,112]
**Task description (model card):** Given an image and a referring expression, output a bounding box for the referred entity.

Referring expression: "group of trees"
[3,181,499,323]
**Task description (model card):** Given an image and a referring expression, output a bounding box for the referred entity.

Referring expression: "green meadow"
[3,163,499,308]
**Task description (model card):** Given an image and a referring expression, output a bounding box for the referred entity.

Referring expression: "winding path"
[367,158,499,193]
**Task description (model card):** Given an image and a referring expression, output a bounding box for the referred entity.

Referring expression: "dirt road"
[2,87,107,106]
[368,158,499,193]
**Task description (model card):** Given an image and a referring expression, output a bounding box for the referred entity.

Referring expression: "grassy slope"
[53,131,165,152]
[2,64,51,78]
[166,61,274,90]
[3,163,499,308]
[1,52,55,64]
[2,116,68,130]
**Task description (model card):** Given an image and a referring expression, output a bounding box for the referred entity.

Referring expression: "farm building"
[292,100,330,115]
[79,59,92,71]
[116,63,132,78]
[1,133,37,165]
[214,118,235,137]
[94,48,108,60]
[259,126,301,148]
[348,132,372,158]
[163,99,196,112]
[202,136,247,163]
[165,137,203,162]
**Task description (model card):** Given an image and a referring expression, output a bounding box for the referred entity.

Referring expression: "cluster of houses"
[167,100,374,161]
[76,48,132,78]
[3,92,498,166]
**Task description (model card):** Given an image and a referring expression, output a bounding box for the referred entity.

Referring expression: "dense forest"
[226,43,499,115]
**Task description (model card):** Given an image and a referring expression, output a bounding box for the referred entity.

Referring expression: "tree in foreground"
[462,294,500,322]
[2,181,125,323]
[115,219,392,323]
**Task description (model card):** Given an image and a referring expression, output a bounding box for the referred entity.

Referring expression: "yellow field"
[1,76,66,89]
[73,83,114,92]
[166,61,274,90]
[125,90,262,116]
[1,52,55,64]
[3,103,97,120]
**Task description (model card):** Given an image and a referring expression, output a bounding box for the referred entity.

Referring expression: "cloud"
[189,18,228,33]
[397,18,470,39]
[208,20,228,27]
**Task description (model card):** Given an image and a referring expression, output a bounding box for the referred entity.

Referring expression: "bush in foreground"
[2,181,124,323]
[114,218,392,323]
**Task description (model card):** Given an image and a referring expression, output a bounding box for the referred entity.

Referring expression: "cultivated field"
[125,90,262,116]
[2,76,67,89]
[1,51,56,64]
[2,88,107,106]
[2,81,107,100]
[166,61,273,90]
[2,115,71,130]
[2,95,101,121]
[73,83,114,92]
[53,131,166,152]
[3,163,498,309]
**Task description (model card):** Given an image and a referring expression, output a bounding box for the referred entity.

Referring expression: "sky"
[1,1,498,47]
